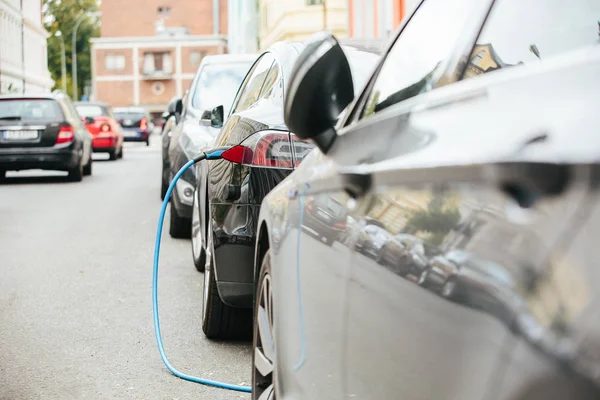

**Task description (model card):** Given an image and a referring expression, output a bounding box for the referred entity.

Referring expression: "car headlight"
[175,178,195,206]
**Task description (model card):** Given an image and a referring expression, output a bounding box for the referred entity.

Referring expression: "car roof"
[0,93,59,101]
[201,54,259,65]
[75,101,110,108]
[113,107,146,113]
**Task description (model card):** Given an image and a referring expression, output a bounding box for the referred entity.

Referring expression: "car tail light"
[333,221,346,229]
[100,123,111,132]
[140,118,147,131]
[290,134,315,166]
[222,131,298,169]
[56,125,75,144]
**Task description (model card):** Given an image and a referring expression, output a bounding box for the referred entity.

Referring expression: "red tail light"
[56,125,75,144]
[140,118,147,131]
[221,131,315,169]
[100,123,111,132]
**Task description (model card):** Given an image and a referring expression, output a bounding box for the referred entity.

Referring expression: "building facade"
[91,0,228,115]
[258,0,348,51]
[0,0,53,94]
[228,0,259,54]
[348,0,420,41]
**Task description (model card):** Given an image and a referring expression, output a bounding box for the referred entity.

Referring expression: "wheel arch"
[254,221,271,286]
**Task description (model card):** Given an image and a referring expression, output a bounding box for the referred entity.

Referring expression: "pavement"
[0,134,252,400]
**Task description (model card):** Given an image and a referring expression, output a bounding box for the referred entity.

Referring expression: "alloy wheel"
[442,279,456,298]
[418,270,428,286]
[191,193,202,261]
[253,271,275,400]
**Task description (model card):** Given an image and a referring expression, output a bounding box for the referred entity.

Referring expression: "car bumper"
[0,145,79,171]
[92,137,118,151]
[122,129,150,141]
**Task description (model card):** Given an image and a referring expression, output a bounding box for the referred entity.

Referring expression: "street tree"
[44,0,100,99]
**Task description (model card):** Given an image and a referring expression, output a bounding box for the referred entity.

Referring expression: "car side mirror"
[200,110,212,126]
[209,105,224,129]
[284,32,354,154]
[167,96,183,115]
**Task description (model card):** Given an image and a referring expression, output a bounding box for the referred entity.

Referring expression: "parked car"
[161,54,256,237]
[377,233,440,277]
[300,193,347,246]
[75,101,124,160]
[0,92,93,181]
[113,107,154,145]
[251,0,600,397]
[195,42,380,340]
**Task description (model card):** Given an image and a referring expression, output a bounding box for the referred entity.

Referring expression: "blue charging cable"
[152,148,252,393]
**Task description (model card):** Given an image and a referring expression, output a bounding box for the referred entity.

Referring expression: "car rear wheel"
[0,170,6,180]
[169,203,191,239]
[83,155,93,176]
[68,162,83,182]
[201,229,252,340]
[191,193,206,272]
[146,139,150,147]
[441,278,457,300]
[108,149,117,160]
[118,146,123,159]
[252,250,276,400]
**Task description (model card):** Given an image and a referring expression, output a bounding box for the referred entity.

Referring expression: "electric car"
[0,92,93,181]
[251,0,600,397]
[193,41,380,340]
[75,101,124,160]
[162,54,256,237]
[113,107,154,146]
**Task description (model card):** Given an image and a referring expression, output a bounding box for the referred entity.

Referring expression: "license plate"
[124,130,138,137]
[2,130,39,140]
[317,210,331,219]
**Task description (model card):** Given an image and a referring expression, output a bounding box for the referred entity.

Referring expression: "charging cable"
[152,147,252,393]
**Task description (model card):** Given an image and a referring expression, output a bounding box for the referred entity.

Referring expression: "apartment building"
[348,0,420,41]
[258,0,348,51]
[0,0,53,94]
[90,0,228,116]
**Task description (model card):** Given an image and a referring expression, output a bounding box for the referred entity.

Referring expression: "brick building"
[90,0,228,119]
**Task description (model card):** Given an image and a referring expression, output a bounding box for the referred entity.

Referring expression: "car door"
[331,0,600,399]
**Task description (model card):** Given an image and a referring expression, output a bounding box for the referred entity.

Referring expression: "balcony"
[140,70,173,80]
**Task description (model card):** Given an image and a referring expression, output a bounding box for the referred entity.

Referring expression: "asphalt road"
[0,134,252,400]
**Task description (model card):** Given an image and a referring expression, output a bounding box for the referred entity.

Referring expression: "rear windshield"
[191,62,252,115]
[0,99,62,121]
[114,110,146,120]
[76,104,110,117]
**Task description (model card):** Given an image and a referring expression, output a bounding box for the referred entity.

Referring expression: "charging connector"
[152,148,252,393]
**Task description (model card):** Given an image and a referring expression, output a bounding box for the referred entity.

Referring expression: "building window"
[105,54,126,71]
[143,52,173,75]
[307,0,323,4]
[158,6,171,16]
[190,51,205,68]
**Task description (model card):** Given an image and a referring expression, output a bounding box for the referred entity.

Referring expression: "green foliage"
[44,0,100,99]
[405,194,461,246]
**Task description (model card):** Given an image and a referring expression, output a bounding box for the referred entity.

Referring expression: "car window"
[0,99,62,121]
[258,61,282,101]
[232,53,275,113]
[191,62,252,116]
[76,104,110,117]
[359,0,481,120]
[462,0,600,81]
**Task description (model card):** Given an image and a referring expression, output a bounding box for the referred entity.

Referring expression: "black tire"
[0,170,6,180]
[83,154,93,176]
[201,239,252,340]
[146,139,150,147]
[108,149,117,160]
[169,204,191,239]
[252,249,276,399]
[324,236,334,247]
[441,277,458,300]
[67,162,83,182]
[118,146,123,158]
[160,177,168,200]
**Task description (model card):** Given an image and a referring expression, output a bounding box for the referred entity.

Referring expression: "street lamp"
[54,31,67,94]
[72,11,102,101]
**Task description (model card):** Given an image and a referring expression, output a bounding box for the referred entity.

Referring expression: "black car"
[0,92,93,181]
[193,41,380,339]
[252,0,600,397]
[113,107,154,145]
[161,54,256,238]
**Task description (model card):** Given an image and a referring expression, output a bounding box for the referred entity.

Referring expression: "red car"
[75,102,124,160]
